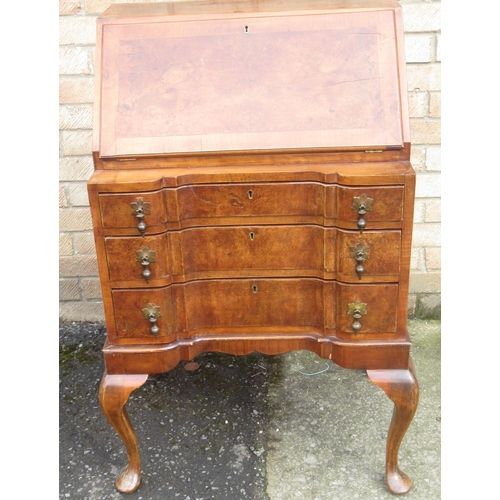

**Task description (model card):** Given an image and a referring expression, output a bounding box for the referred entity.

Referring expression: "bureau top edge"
[88,160,414,191]
[98,0,403,24]
[93,145,411,170]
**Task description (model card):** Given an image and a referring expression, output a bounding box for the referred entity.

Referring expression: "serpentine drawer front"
[98,184,405,230]
[88,0,419,496]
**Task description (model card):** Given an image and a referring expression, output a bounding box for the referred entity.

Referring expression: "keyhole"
[244,25,249,33]
[248,190,253,199]
[249,232,255,241]
[252,285,258,293]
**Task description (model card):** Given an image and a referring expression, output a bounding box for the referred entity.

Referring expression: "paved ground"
[59,319,440,500]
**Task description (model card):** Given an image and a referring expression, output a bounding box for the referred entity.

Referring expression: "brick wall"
[401,0,441,318]
[59,0,441,321]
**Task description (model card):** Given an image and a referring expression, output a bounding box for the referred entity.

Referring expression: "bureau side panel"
[396,169,416,333]
[87,182,118,335]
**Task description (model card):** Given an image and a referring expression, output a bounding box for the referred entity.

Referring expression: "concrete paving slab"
[59,319,440,499]
[265,319,441,500]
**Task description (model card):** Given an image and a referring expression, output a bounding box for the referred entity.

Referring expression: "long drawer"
[98,183,405,233]
[110,279,399,344]
[104,227,401,284]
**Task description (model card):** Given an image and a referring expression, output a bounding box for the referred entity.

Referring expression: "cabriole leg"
[99,371,149,493]
[367,358,419,495]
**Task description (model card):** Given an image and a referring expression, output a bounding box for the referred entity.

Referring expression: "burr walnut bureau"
[88,0,419,495]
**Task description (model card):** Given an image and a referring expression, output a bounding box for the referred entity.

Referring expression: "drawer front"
[99,191,166,232]
[103,227,401,283]
[172,182,328,220]
[181,279,328,332]
[109,280,400,343]
[336,229,401,281]
[335,282,398,338]
[337,186,404,227]
[105,234,170,284]
[112,287,177,343]
[98,184,405,233]
[170,225,332,278]
[110,279,332,343]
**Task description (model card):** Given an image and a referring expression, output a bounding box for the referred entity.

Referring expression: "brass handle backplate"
[352,194,373,233]
[347,300,368,333]
[349,242,370,279]
[136,246,156,283]
[130,198,151,236]
[141,303,162,337]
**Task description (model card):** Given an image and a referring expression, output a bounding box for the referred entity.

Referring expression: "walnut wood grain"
[107,280,405,345]
[95,0,407,158]
[367,358,419,494]
[99,191,166,230]
[97,181,405,236]
[101,334,412,374]
[98,372,148,493]
[173,182,327,220]
[88,161,414,189]
[104,227,401,285]
[336,229,401,280]
[89,0,418,495]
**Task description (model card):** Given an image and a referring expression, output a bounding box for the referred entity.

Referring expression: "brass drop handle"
[352,194,373,233]
[348,300,367,333]
[136,246,156,283]
[349,242,370,279]
[141,303,162,337]
[130,198,151,236]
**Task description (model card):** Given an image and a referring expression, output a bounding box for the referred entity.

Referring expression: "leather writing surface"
[99,10,403,156]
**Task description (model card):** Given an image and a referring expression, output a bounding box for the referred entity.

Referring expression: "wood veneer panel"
[180,279,328,333]
[335,282,399,338]
[105,235,170,284]
[336,229,401,280]
[96,5,404,157]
